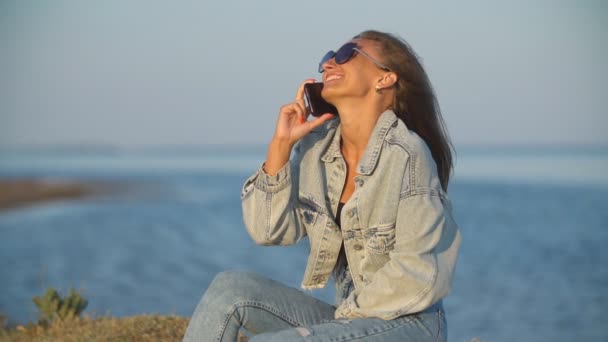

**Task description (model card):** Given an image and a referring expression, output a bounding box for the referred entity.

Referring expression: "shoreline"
[0,179,102,210]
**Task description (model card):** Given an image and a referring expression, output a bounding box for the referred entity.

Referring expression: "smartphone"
[303,83,338,117]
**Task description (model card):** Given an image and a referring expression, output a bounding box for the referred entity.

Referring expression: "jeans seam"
[217,300,303,341]
[328,316,416,341]
[435,309,442,342]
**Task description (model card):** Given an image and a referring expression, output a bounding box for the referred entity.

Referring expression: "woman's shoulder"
[385,119,441,187]
[386,120,433,160]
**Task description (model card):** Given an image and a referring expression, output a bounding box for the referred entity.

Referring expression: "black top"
[336,202,346,228]
[334,202,350,282]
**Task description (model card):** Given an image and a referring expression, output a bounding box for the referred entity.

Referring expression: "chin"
[321,86,342,105]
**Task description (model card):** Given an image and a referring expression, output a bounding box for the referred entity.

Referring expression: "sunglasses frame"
[318,42,391,73]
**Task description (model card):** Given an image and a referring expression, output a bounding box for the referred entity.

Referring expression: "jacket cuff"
[252,162,291,193]
[334,297,354,319]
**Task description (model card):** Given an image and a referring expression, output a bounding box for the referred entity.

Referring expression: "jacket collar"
[320,121,342,162]
[321,110,399,175]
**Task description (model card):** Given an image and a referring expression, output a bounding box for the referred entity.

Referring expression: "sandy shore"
[0,179,98,210]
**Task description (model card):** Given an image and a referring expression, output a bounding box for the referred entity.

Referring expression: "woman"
[183,30,461,342]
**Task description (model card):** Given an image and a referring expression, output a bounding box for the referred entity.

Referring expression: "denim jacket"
[241,110,461,320]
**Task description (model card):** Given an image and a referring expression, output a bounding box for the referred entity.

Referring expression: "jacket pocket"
[298,197,321,228]
[364,222,396,254]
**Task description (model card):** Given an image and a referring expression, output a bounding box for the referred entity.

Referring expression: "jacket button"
[354,244,363,250]
[348,209,355,217]
[356,179,364,187]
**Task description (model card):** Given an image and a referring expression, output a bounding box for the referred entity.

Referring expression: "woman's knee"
[206,270,267,302]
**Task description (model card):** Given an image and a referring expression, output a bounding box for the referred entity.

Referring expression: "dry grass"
[0,315,254,342]
[0,315,189,342]
[0,313,476,341]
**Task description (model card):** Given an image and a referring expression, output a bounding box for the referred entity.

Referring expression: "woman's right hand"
[264,80,335,175]
[272,79,335,146]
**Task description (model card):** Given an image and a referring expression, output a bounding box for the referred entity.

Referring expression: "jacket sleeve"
[240,149,307,246]
[334,189,461,320]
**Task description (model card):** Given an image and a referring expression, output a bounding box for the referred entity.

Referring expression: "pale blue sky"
[1,0,606,147]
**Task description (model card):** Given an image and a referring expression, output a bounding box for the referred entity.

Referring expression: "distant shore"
[0,179,99,210]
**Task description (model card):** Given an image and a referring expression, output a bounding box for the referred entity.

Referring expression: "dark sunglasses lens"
[335,43,357,64]
[319,50,335,72]
[318,43,357,72]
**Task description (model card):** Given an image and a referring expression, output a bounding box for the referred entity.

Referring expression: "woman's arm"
[241,80,334,246]
[240,148,303,246]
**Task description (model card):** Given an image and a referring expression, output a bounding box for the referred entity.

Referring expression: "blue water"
[0,146,607,341]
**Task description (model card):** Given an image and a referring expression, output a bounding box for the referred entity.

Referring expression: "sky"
[0,0,606,148]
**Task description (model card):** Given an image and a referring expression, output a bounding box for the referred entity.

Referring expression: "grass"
[0,315,253,342]
[0,314,189,342]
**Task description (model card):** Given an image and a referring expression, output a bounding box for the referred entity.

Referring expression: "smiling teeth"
[326,75,342,81]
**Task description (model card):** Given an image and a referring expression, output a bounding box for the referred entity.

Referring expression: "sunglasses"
[318,42,391,73]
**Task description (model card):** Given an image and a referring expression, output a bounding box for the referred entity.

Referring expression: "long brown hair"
[354,30,455,191]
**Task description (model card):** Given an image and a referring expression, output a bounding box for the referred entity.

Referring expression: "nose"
[321,57,337,73]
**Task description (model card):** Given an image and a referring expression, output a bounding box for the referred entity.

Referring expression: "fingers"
[279,102,307,122]
[295,102,308,123]
[307,113,335,130]
[295,78,316,101]
[290,79,314,123]
[279,78,322,128]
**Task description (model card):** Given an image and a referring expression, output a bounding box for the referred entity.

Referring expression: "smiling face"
[320,39,390,105]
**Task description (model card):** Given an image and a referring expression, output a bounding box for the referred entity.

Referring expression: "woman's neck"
[337,100,386,162]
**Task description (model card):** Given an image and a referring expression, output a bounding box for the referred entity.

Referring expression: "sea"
[0,144,606,342]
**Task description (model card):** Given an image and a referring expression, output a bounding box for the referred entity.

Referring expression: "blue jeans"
[183,271,447,342]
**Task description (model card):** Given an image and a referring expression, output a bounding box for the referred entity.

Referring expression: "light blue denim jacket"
[241,110,461,320]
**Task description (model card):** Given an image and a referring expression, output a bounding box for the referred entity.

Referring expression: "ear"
[378,72,398,89]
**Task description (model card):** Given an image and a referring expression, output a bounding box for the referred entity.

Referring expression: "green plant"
[32,287,88,324]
